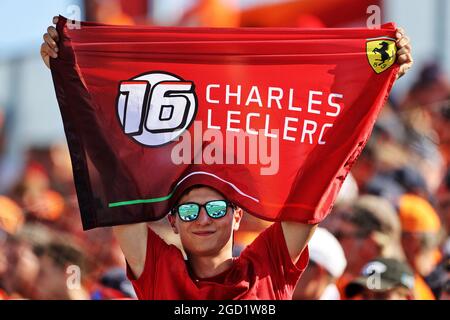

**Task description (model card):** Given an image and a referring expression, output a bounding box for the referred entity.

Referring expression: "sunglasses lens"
[178,204,199,221]
[205,200,228,218]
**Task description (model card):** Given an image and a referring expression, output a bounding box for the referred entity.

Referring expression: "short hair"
[34,241,85,271]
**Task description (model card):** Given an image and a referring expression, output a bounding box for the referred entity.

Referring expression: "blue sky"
[0,0,84,59]
[0,0,279,59]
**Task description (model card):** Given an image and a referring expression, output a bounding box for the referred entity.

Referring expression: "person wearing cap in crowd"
[114,184,314,299]
[345,257,415,300]
[398,193,443,300]
[333,195,405,298]
[292,227,347,300]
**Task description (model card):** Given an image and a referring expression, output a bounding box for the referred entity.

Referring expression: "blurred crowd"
[1,0,450,301]
[294,61,450,300]
[1,62,448,300]
[0,141,136,299]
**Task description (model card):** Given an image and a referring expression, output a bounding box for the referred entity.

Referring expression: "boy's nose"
[196,207,212,225]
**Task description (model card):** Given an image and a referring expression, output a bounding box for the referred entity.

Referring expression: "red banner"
[51,16,398,230]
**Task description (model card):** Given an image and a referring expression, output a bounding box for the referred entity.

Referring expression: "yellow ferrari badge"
[366,38,396,74]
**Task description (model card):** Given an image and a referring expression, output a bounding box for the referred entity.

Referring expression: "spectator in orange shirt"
[399,193,443,300]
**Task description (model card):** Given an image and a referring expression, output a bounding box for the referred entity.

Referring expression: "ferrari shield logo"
[366,39,396,74]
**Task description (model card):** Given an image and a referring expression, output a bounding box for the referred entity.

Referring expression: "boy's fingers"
[397,36,410,48]
[398,54,413,65]
[397,47,406,56]
[40,42,47,56]
[397,54,409,64]
[43,33,57,49]
[399,63,412,75]
[47,26,59,42]
[40,43,54,62]
[397,46,410,56]
[53,16,59,24]
[41,42,58,58]
[406,53,413,63]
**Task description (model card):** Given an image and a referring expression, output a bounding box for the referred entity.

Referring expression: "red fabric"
[127,222,308,299]
[50,16,398,229]
[0,289,9,300]
[241,0,381,27]
[120,0,147,17]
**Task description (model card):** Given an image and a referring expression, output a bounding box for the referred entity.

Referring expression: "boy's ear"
[167,214,179,234]
[232,207,244,231]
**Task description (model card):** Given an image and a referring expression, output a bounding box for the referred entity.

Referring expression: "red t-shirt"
[127,222,309,300]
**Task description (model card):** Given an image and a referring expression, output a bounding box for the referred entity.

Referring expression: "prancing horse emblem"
[366,39,396,74]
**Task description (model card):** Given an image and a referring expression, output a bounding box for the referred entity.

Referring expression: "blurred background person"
[345,257,415,300]
[398,63,448,194]
[0,195,31,300]
[0,234,40,299]
[398,193,443,300]
[332,195,404,298]
[292,227,347,300]
[32,239,89,300]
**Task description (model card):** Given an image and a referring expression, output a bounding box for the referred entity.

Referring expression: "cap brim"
[345,277,396,298]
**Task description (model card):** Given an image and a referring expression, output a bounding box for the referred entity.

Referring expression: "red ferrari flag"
[50,16,398,230]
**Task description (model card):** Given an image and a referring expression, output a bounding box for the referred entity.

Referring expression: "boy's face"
[334,220,375,275]
[169,187,242,258]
